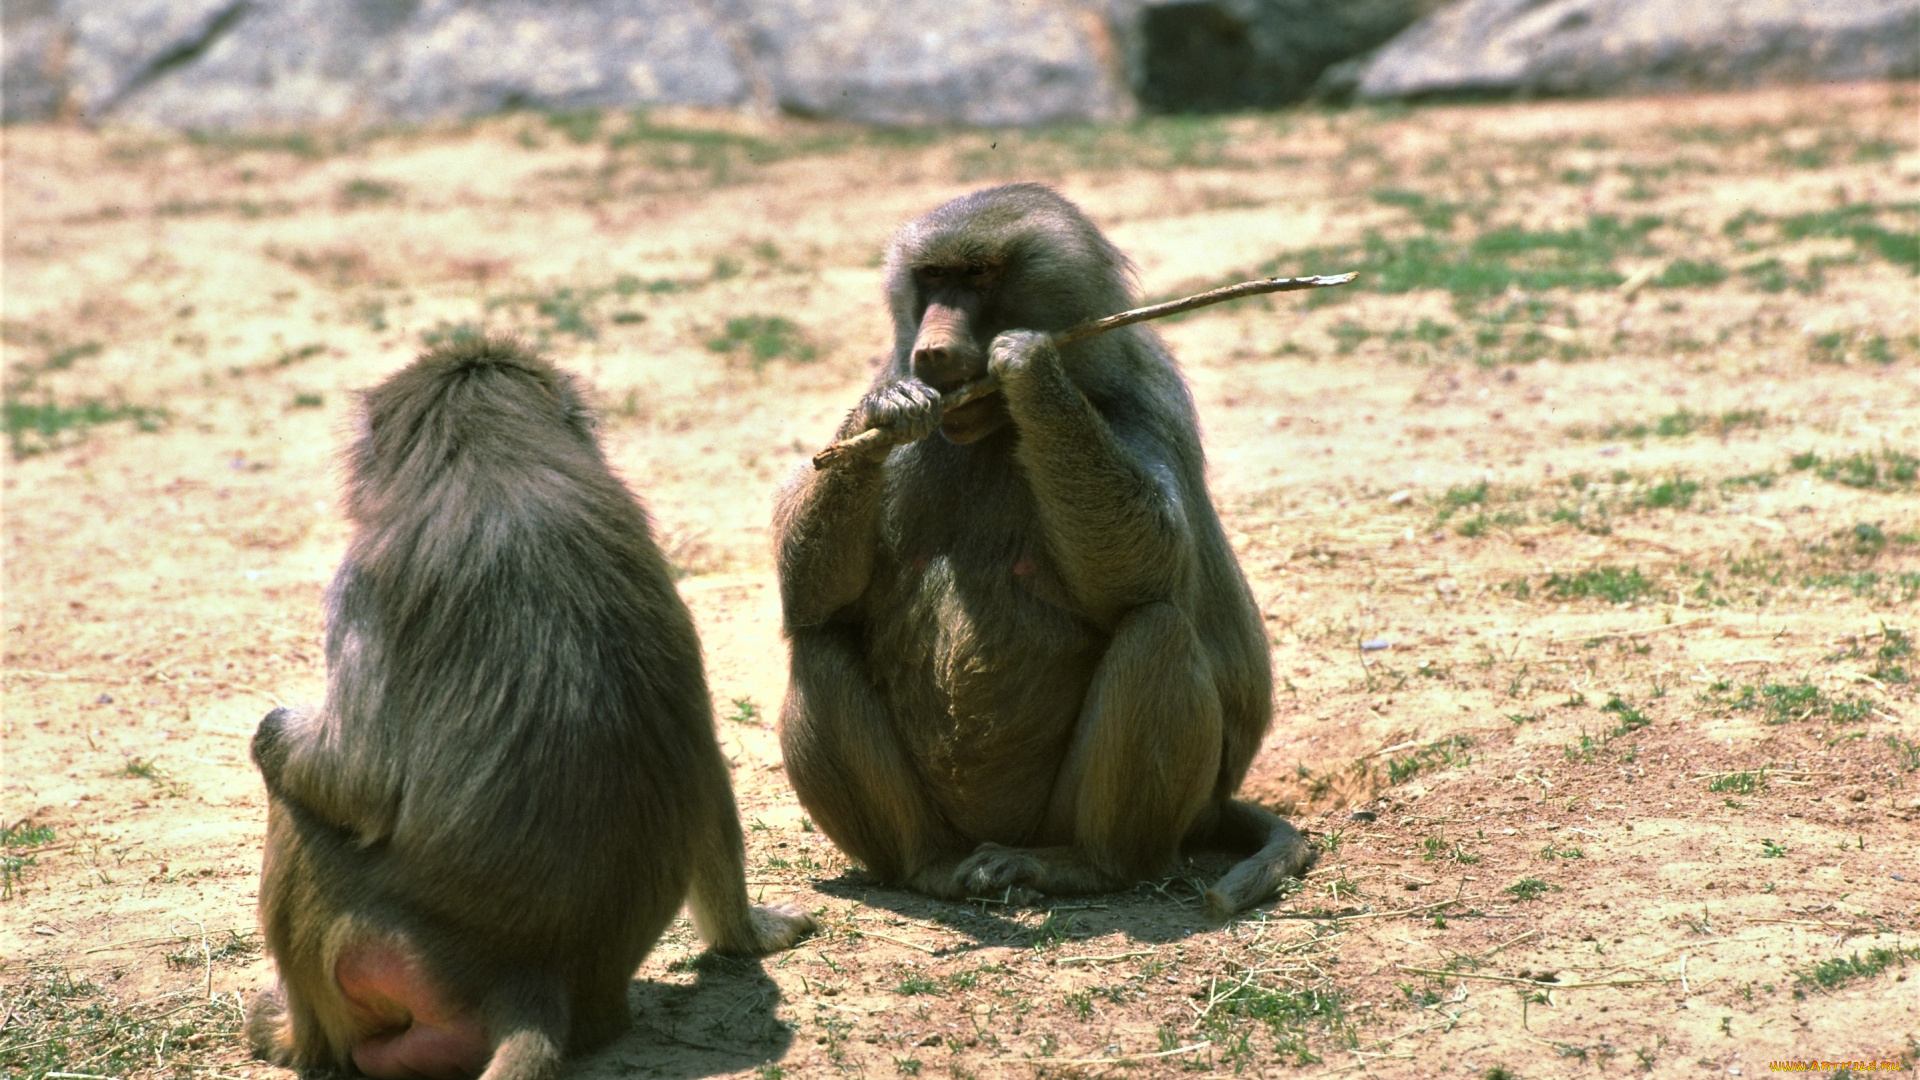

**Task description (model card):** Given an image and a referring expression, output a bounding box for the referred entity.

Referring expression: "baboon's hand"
[251,706,316,789]
[856,378,943,450]
[986,329,1054,393]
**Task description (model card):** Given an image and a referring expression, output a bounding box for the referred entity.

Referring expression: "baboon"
[774,184,1313,918]
[247,339,813,1080]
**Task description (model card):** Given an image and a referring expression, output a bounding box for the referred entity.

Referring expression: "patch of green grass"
[422,320,486,349]
[1708,769,1766,794]
[1327,320,1373,354]
[1720,470,1776,489]
[1439,481,1488,509]
[274,343,326,367]
[895,975,941,996]
[705,315,817,368]
[725,697,762,725]
[1636,475,1700,509]
[1504,878,1559,901]
[544,108,603,144]
[1582,407,1765,441]
[1738,256,1822,294]
[0,966,246,1077]
[3,821,54,847]
[185,129,326,158]
[1789,448,1919,491]
[1793,944,1920,995]
[1871,627,1912,684]
[1652,259,1727,289]
[535,287,598,340]
[1385,735,1474,785]
[163,930,259,969]
[5,396,166,458]
[0,820,52,898]
[1888,736,1920,772]
[1270,214,1658,307]
[1602,696,1650,737]
[1539,841,1584,860]
[290,392,324,409]
[1,852,35,898]
[956,116,1240,180]
[1541,566,1654,604]
[1199,977,1345,1066]
[1778,204,1920,271]
[338,177,400,206]
[42,340,103,372]
[1370,188,1461,231]
[1726,681,1873,725]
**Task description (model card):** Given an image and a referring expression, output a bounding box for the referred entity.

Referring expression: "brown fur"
[774,184,1314,918]
[247,339,812,1080]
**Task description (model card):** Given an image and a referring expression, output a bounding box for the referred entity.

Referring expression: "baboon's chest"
[864,527,1105,841]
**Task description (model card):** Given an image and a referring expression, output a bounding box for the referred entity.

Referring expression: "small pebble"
[1360,639,1391,652]
[1349,810,1377,822]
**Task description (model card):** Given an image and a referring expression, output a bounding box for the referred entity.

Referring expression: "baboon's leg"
[686,774,817,956]
[780,623,971,894]
[953,602,1221,897]
[248,800,367,1070]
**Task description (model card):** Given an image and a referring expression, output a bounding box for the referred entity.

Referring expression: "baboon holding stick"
[775,184,1313,917]
[247,340,813,1080]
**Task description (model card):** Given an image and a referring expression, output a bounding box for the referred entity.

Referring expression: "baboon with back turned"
[247,339,813,1080]
[775,184,1313,917]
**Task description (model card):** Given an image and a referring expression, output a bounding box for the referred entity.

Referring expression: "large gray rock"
[111,0,749,129]
[714,0,1131,126]
[1355,0,1920,100]
[4,0,1132,129]
[1112,0,1432,112]
[2,0,65,122]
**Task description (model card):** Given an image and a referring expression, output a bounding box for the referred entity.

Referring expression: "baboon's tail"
[686,789,818,956]
[1201,799,1316,920]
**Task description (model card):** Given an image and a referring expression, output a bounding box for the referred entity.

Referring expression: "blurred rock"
[2,0,64,123]
[1354,0,1920,100]
[64,0,246,120]
[8,0,1913,129]
[713,0,1131,126]
[5,0,1129,129]
[1114,0,1433,112]
[110,0,748,130]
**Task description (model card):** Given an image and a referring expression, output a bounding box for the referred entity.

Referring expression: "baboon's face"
[909,258,1004,444]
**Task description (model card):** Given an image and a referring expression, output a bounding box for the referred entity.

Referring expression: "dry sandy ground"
[4,82,1918,1079]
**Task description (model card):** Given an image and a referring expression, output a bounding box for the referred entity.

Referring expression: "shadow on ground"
[575,956,796,1079]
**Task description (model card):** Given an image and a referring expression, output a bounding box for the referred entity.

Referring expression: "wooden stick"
[810,271,1357,470]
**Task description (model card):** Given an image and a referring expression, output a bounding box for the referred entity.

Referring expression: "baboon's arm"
[252,705,398,841]
[777,379,940,628]
[990,331,1194,622]
[774,456,887,630]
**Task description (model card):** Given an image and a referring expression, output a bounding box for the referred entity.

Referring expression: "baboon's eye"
[965,262,987,277]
